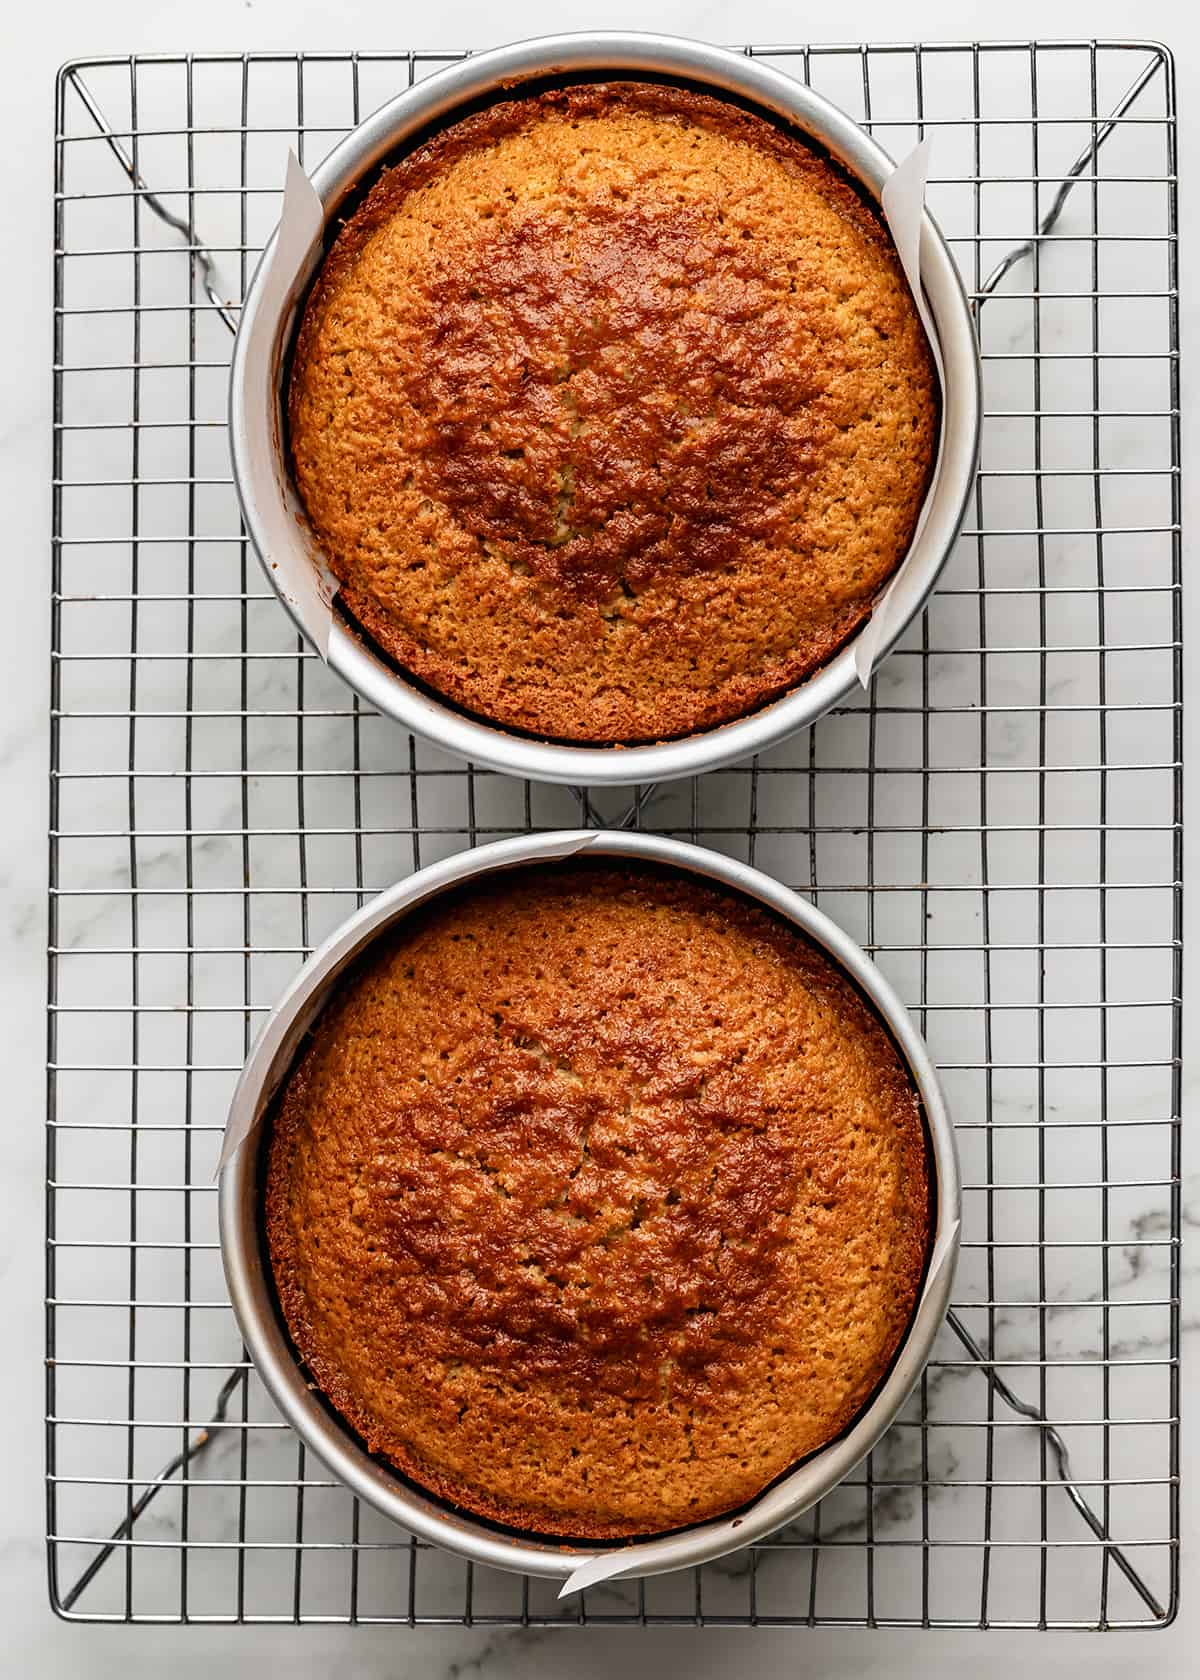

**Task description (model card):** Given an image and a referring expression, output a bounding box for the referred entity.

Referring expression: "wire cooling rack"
[47,40,1181,1630]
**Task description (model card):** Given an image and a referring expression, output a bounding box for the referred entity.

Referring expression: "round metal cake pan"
[228,30,982,788]
[219,829,961,1582]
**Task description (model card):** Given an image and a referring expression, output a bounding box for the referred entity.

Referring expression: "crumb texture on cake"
[288,81,938,743]
[266,864,931,1539]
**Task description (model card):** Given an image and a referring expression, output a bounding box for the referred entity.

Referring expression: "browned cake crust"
[288,82,938,744]
[265,864,931,1539]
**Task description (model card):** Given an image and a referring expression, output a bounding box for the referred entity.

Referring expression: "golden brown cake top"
[288,82,937,743]
[266,864,931,1539]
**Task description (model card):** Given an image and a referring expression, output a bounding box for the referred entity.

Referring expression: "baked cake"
[265,863,931,1539]
[288,82,938,744]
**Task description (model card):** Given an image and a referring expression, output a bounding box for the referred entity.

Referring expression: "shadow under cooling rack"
[47,39,1181,1629]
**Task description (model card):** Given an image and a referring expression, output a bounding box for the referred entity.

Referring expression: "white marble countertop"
[2,0,1196,1673]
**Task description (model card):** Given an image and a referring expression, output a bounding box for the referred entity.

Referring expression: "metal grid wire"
[47,40,1181,1630]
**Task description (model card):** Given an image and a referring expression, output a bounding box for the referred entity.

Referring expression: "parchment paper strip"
[242,151,337,657]
[854,137,948,686]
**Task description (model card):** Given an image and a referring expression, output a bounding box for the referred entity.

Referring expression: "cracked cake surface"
[287,81,938,743]
[265,862,931,1538]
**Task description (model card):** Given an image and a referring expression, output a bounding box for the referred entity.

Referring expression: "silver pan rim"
[227,30,981,786]
[218,829,961,1580]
